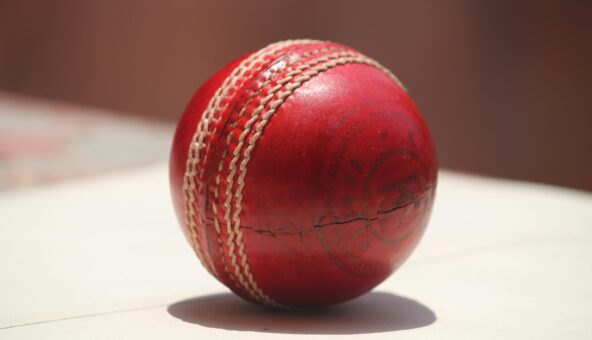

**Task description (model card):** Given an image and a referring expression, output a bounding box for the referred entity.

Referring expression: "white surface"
[1,164,591,339]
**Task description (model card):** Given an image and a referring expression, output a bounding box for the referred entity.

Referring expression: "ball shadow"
[167,291,436,334]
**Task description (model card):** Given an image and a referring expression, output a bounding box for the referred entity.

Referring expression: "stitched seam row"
[181,39,318,276]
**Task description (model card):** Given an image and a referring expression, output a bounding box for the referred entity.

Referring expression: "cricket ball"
[170,40,437,309]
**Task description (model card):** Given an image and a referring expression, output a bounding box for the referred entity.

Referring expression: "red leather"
[170,41,437,308]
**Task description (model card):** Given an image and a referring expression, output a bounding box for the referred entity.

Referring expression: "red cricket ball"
[170,40,437,309]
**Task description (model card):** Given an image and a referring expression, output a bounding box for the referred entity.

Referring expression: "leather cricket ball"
[170,40,437,309]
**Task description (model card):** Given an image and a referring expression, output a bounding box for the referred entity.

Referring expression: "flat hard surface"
[1,164,591,339]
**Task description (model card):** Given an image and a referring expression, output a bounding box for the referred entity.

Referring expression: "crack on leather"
[314,198,418,228]
[241,193,427,239]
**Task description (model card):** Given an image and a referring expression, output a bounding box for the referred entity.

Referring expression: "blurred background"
[0,0,591,191]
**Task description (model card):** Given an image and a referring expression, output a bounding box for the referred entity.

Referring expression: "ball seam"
[181,39,319,278]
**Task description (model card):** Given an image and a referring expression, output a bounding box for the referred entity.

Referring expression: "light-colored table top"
[1,164,591,339]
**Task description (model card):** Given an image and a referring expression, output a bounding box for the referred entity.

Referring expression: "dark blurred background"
[1,0,591,191]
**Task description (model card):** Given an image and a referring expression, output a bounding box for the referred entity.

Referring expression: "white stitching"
[181,40,319,277]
